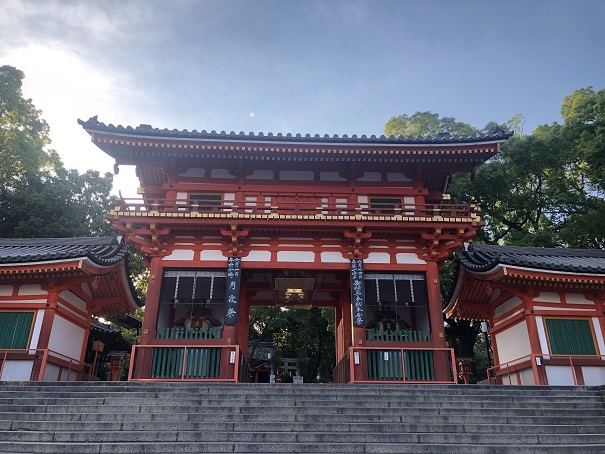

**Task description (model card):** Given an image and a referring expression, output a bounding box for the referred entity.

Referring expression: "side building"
[79,117,511,383]
[446,244,605,385]
[0,237,140,381]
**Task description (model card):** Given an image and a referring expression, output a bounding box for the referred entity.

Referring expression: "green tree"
[0,65,53,187]
[384,111,479,137]
[0,65,115,238]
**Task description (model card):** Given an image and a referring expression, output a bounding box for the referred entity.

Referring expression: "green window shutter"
[0,312,35,349]
[369,198,401,215]
[190,194,222,211]
[545,319,596,355]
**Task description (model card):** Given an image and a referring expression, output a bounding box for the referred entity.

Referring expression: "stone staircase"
[0,382,604,453]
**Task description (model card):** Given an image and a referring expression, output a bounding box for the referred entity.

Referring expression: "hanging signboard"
[224,257,241,326]
[350,259,366,327]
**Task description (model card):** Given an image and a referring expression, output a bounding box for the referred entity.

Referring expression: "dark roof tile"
[0,237,128,267]
[78,116,514,145]
[457,244,605,274]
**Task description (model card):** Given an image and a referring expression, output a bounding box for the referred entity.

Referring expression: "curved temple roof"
[78,116,513,146]
[0,236,129,267]
[457,244,605,274]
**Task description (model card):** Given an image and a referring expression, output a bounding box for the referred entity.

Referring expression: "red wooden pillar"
[522,296,547,385]
[425,260,450,381]
[35,288,59,381]
[136,255,164,379]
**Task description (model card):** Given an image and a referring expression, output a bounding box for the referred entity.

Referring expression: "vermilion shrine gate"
[79,117,512,383]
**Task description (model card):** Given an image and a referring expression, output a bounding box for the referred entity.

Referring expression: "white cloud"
[249,112,255,117]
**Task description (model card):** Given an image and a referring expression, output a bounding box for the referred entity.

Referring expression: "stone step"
[1,441,605,454]
[5,419,604,434]
[3,403,603,417]
[2,429,605,445]
[3,411,604,425]
[1,397,601,410]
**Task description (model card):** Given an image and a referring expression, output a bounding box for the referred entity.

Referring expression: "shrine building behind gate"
[79,117,511,383]
[446,244,605,386]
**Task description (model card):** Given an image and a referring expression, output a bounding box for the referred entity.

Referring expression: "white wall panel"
[18,285,47,296]
[494,320,531,365]
[0,286,13,296]
[320,252,349,263]
[59,291,87,313]
[1,360,33,381]
[582,366,605,385]
[47,316,85,361]
[277,251,315,262]
[494,297,523,319]
[545,366,575,385]
[163,249,195,261]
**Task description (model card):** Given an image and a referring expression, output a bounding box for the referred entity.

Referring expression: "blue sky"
[2,0,604,195]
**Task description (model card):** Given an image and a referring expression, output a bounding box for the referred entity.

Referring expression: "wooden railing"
[487,353,605,386]
[333,346,456,384]
[0,348,91,382]
[365,329,431,342]
[112,197,475,221]
[128,344,240,382]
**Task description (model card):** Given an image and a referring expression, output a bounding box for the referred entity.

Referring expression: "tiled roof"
[457,244,605,274]
[78,116,513,145]
[0,237,129,267]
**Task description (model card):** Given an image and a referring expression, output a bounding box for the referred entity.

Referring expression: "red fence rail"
[0,349,91,382]
[487,353,605,386]
[112,197,475,220]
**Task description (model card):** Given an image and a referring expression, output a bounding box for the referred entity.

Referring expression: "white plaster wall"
[29,309,44,349]
[533,292,561,303]
[395,253,425,264]
[1,360,33,381]
[80,283,91,298]
[403,197,415,215]
[319,171,345,181]
[47,315,85,361]
[179,168,205,177]
[545,365,576,385]
[277,251,315,262]
[42,364,60,382]
[246,170,274,180]
[0,286,13,296]
[176,192,188,200]
[593,317,605,354]
[163,249,195,261]
[387,172,411,182]
[320,252,349,263]
[494,297,523,319]
[536,315,549,355]
[364,252,391,264]
[582,366,605,385]
[494,320,531,365]
[199,250,227,261]
[59,291,87,313]
[18,285,47,296]
[246,251,272,262]
[501,373,519,385]
[519,368,536,385]
[358,172,381,182]
[279,171,314,181]
[566,293,592,304]
[210,169,235,179]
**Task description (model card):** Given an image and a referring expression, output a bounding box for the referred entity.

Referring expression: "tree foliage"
[0,65,114,238]
[385,89,604,379]
[249,306,335,382]
[449,87,605,248]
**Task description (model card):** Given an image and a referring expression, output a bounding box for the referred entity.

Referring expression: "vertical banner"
[224,257,241,326]
[350,259,366,327]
